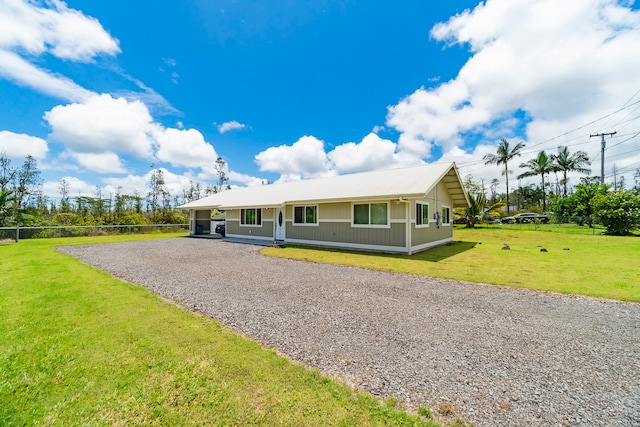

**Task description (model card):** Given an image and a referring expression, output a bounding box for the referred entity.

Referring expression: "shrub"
[592,190,640,235]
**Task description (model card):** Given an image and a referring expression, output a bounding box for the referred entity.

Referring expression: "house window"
[294,206,318,225]
[416,202,429,227]
[240,208,262,226]
[353,202,388,226]
[442,206,451,225]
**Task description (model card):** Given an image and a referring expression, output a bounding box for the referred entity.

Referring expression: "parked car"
[501,213,550,224]
[214,223,226,236]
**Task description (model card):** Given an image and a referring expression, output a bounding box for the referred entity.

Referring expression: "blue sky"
[1,0,639,201]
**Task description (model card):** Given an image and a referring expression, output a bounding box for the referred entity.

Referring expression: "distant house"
[179,162,469,255]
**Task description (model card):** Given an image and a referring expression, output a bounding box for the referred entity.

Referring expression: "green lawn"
[262,226,640,302]
[0,234,436,426]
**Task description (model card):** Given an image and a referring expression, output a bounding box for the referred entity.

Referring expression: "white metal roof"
[179,162,469,210]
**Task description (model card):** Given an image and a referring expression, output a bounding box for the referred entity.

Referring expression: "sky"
[1,0,639,203]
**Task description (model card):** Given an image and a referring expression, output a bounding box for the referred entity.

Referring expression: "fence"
[472,216,604,234]
[0,224,189,241]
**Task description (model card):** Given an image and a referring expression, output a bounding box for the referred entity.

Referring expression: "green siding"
[226,208,274,238]
[288,221,405,248]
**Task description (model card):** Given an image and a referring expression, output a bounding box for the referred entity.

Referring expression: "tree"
[518,150,554,211]
[0,152,15,192]
[0,188,16,226]
[462,192,506,228]
[14,155,41,211]
[551,146,591,196]
[489,178,500,204]
[592,190,640,235]
[58,179,71,212]
[213,156,229,193]
[147,168,169,223]
[550,181,609,225]
[634,168,640,190]
[483,138,525,214]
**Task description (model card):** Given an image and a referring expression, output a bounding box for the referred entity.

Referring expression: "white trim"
[410,237,453,254]
[286,238,407,254]
[441,205,452,226]
[351,201,391,229]
[225,233,274,242]
[292,205,319,227]
[415,201,430,228]
[239,208,263,227]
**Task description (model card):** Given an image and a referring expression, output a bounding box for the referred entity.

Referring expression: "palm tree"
[0,188,15,227]
[552,146,591,196]
[483,138,525,214]
[463,192,506,228]
[518,150,554,211]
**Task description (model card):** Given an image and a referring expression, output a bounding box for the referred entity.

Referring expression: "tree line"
[461,138,640,235]
[0,153,231,228]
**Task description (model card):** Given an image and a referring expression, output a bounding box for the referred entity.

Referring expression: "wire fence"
[468,216,605,234]
[0,224,189,241]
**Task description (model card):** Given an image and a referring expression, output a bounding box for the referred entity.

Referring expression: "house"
[179,162,469,255]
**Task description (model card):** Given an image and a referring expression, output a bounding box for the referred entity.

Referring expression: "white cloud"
[102,168,192,199]
[66,151,127,174]
[387,0,640,172]
[0,130,48,159]
[45,94,156,158]
[0,50,95,102]
[218,120,246,133]
[42,175,95,198]
[154,128,218,169]
[0,0,119,102]
[227,170,268,187]
[255,135,331,179]
[0,0,120,60]
[328,133,406,173]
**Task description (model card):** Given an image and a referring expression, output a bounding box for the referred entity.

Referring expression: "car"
[214,222,226,236]
[501,213,550,224]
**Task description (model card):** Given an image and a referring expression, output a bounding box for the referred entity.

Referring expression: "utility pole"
[590,131,617,184]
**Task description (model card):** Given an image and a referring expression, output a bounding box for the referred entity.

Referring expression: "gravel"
[58,238,640,426]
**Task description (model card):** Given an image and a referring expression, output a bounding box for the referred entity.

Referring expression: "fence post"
[15,223,19,242]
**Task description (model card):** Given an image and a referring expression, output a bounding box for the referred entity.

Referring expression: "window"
[353,203,388,226]
[294,205,318,225]
[442,206,451,225]
[240,208,262,225]
[416,202,429,226]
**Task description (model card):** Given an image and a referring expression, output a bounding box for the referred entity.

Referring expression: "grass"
[0,233,438,426]
[262,225,640,302]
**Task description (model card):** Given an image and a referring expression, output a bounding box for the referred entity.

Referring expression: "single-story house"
[179,162,469,255]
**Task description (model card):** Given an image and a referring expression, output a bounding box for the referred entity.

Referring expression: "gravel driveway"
[58,238,640,426]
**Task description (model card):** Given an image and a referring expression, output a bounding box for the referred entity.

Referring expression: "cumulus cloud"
[255,135,331,179]
[102,168,192,198]
[42,175,95,198]
[227,170,268,187]
[387,0,640,176]
[0,0,119,101]
[45,94,156,158]
[154,128,218,169]
[66,152,127,174]
[0,130,48,159]
[218,120,247,134]
[328,133,405,173]
[382,0,640,191]
[254,133,427,181]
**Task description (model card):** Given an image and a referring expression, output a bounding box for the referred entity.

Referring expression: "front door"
[274,208,285,241]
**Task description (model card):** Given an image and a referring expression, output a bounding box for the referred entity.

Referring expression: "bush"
[592,190,640,235]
